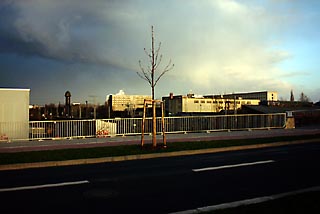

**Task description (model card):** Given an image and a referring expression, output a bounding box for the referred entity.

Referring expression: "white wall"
[0,88,30,140]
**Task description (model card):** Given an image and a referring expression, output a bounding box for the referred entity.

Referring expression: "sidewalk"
[1,127,320,153]
[1,127,320,171]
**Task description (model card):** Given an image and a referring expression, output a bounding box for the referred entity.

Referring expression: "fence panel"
[29,120,96,140]
[159,114,285,134]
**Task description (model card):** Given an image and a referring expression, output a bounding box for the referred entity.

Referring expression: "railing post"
[141,100,146,147]
[152,100,157,147]
[161,102,166,147]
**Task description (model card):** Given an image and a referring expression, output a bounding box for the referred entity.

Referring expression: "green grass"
[207,190,320,214]
[0,134,320,165]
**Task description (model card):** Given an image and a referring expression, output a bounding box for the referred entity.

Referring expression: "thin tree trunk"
[151,26,157,148]
[152,85,156,147]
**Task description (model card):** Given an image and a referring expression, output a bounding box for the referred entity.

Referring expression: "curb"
[0,138,319,171]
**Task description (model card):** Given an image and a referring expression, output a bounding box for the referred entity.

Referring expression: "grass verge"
[0,134,320,165]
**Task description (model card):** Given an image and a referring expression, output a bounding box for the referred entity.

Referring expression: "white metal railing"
[0,113,286,141]
[29,120,96,140]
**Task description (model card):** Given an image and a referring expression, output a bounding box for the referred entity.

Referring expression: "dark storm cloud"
[1,0,319,103]
[0,1,120,66]
[0,2,35,56]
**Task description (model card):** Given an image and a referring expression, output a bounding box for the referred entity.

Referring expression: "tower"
[65,91,71,118]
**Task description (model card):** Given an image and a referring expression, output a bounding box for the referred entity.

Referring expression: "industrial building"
[218,91,278,102]
[106,90,151,118]
[162,91,275,116]
[106,90,279,117]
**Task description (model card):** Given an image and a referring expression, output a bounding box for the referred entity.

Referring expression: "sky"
[1,0,320,105]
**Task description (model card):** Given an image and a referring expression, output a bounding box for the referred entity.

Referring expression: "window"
[201,100,205,104]
[194,100,199,104]
[207,101,212,103]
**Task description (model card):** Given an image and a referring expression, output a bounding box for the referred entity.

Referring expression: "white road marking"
[192,160,275,172]
[170,186,320,214]
[0,180,89,192]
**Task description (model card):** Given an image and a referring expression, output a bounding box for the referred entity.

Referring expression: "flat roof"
[223,91,277,95]
[0,88,30,91]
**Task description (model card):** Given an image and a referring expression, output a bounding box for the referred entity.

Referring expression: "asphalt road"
[1,142,320,213]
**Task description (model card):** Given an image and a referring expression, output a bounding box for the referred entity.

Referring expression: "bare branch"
[154,60,174,86]
[154,54,163,71]
[143,48,153,65]
[144,48,152,59]
[138,60,152,85]
[155,42,162,65]
[139,60,152,74]
[136,71,152,86]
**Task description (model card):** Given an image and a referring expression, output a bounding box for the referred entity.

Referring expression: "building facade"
[220,91,278,101]
[106,90,151,118]
[163,92,262,116]
[0,88,30,140]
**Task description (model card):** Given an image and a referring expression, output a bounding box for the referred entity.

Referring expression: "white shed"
[0,88,30,140]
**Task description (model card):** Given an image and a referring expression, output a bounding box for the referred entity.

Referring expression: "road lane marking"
[0,180,89,192]
[192,160,275,172]
[170,185,320,214]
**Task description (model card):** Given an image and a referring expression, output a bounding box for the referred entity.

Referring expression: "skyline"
[1,0,320,105]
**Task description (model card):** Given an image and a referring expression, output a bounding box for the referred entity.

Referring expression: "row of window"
[194,100,222,104]
[193,100,252,105]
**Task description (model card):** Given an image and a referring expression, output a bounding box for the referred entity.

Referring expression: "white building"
[221,91,278,101]
[163,93,261,115]
[106,90,151,117]
[0,88,30,140]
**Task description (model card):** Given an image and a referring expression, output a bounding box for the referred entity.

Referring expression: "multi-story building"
[220,91,278,102]
[106,90,151,118]
[163,92,264,116]
[106,90,278,117]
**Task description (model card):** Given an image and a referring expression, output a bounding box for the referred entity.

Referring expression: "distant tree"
[137,26,174,148]
[290,90,294,102]
[299,92,310,102]
[279,97,287,102]
[44,103,56,120]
